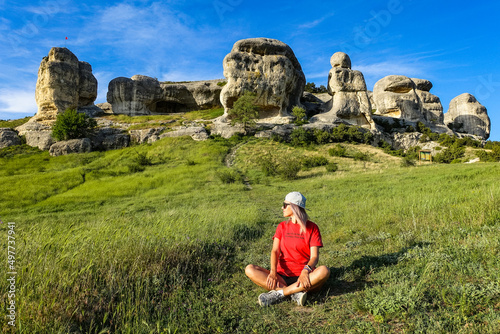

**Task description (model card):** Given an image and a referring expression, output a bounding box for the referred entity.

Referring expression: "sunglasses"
[282,202,290,209]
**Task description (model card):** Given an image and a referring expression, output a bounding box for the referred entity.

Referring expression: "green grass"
[0,116,31,129]
[1,136,499,333]
[101,108,224,131]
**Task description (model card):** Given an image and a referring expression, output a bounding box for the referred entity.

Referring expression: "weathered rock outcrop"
[444,93,490,139]
[107,76,224,115]
[373,75,422,121]
[309,52,375,129]
[49,138,92,156]
[129,128,166,144]
[34,47,98,124]
[411,78,443,124]
[160,126,209,141]
[372,75,445,127]
[220,38,305,121]
[0,128,22,148]
[15,121,54,150]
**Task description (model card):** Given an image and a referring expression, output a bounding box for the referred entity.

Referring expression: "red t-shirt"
[273,220,323,277]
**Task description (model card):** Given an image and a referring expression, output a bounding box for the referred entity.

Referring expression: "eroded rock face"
[220,38,305,121]
[107,77,224,115]
[444,93,490,139]
[310,52,375,129]
[49,138,92,156]
[411,78,443,124]
[373,75,422,121]
[34,47,97,124]
[0,128,21,148]
[107,75,162,115]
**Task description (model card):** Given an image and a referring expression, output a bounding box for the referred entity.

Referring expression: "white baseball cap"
[284,191,306,209]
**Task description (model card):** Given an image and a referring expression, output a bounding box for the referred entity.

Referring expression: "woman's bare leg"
[245,264,288,290]
[279,265,330,296]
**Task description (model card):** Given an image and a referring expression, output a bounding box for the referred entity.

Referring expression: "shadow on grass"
[312,242,432,303]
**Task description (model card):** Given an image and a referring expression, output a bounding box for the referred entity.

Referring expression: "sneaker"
[258,290,285,307]
[291,291,307,306]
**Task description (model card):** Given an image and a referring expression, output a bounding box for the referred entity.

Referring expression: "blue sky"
[1,0,499,140]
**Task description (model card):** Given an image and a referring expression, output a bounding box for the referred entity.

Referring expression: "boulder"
[129,127,166,144]
[0,128,22,148]
[89,127,130,151]
[107,75,162,115]
[411,78,443,124]
[373,75,422,122]
[34,47,98,125]
[49,138,92,156]
[444,93,490,139]
[107,77,224,115]
[220,38,305,121]
[310,52,375,129]
[16,121,54,150]
[160,126,209,141]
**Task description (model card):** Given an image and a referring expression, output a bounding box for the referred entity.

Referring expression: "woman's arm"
[267,237,281,289]
[297,246,320,290]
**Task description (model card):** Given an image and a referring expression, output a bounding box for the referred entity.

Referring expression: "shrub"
[353,151,370,161]
[328,144,348,157]
[325,162,338,172]
[216,169,240,184]
[433,144,465,163]
[133,151,152,166]
[401,157,416,167]
[302,156,329,168]
[258,153,301,180]
[227,91,259,131]
[291,106,307,125]
[290,127,314,147]
[259,154,278,176]
[313,128,331,144]
[52,109,97,141]
[277,157,302,180]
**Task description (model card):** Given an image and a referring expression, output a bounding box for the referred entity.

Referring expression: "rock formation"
[49,138,92,156]
[372,75,422,122]
[0,128,22,148]
[444,93,490,139]
[107,76,224,115]
[309,52,375,129]
[372,75,445,127]
[220,38,305,122]
[34,47,98,124]
[411,78,443,124]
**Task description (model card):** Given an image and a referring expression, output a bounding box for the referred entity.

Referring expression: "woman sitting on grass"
[245,192,330,306]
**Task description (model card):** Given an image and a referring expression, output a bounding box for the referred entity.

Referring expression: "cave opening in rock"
[150,101,188,114]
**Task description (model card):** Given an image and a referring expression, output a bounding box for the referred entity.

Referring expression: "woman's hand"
[266,272,278,290]
[298,270,311,290]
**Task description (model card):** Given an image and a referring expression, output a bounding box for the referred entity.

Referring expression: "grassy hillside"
[1,134,499,333]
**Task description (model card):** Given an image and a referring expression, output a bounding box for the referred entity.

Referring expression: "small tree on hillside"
[291,105,307,125]
[52,108,97,141]
[228,91,259,132]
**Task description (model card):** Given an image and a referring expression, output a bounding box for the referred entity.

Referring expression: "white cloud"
[298,13,335,29]
[0,88,37,116]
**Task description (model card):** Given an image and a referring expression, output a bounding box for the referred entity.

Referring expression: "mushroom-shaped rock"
[310,52,375,129]
[220,38,305,121]
[373,75,422,121]
[444,93,490,139]
[411,78,443,124]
